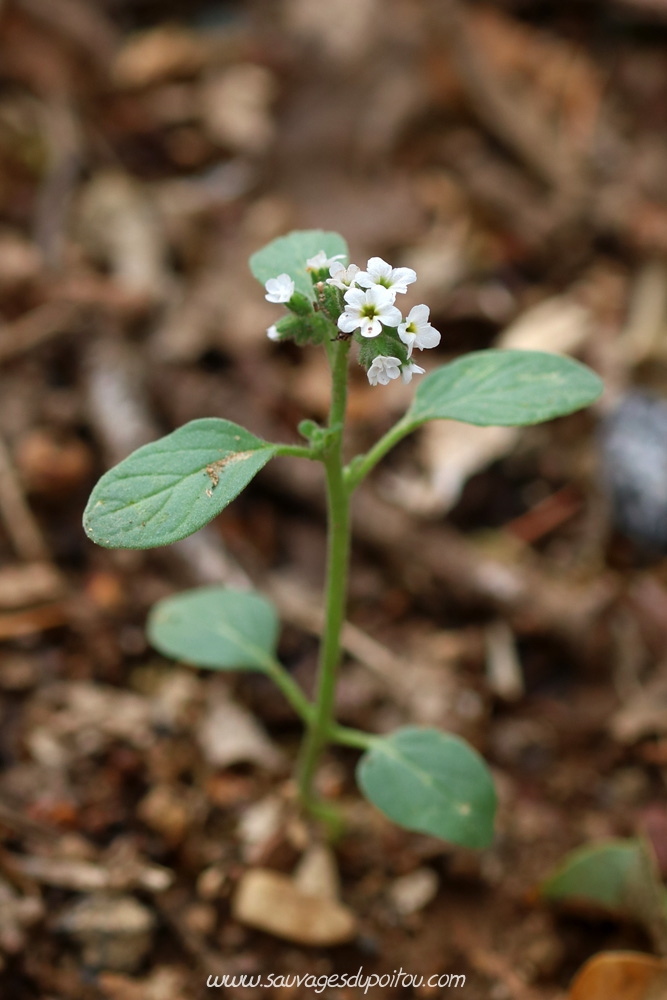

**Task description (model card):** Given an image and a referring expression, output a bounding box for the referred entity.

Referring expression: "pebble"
[233,868,357,946]
[388,867,439,916]
[600,391,667,552]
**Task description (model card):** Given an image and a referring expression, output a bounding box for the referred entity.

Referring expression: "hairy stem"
[297,338,351,809]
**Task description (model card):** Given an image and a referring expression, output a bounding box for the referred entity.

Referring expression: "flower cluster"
[264,252,440,386]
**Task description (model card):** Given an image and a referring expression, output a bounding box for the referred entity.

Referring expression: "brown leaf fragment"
[0,876,43,954]
[569,951,667,1000]
[610,675,667,744]
[112,25,209,88]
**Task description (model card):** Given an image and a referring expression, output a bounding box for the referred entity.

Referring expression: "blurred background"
[2,0,667,997]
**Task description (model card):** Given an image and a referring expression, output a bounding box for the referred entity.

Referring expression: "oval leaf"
[357,727,496,849]
[250,230,349,298]
[147,586,279,672]
[408,349,603,427]
[84,419,277,549]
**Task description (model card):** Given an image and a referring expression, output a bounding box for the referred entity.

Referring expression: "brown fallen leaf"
[569,951,667,1000]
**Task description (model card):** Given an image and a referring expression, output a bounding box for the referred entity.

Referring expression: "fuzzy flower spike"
[265,274,295,303]
[356,256,417,296]
[398,304,440,356]
[338,285,402,339]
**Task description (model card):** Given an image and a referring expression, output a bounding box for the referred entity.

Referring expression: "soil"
[1,1,667,997]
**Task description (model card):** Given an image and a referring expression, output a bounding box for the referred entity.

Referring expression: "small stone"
[137,784,191,845]
[601,391,667,552]
[236,796,283,863]
[388,867,439,916]
[183,902,217,938]
[56,893,155,972]
[196,865,227,901]
[233,868,357,946]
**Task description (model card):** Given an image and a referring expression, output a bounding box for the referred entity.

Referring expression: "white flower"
[265,273,294,303]
[367,355,402,387]
[306,250,346,270]
[398,304,440,356]
[401,361,426,384]
[356,256,416,296]
[327,261,361,290]
[338,286,402,338]
[267,324,281,341]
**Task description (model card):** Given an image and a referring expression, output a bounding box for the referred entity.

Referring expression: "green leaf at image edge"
[83,418,277,549]
[408,349,603,428]
[541,838,667,928]
[250,230,349,298]
[357,727,497,849]
[147,586,279,672]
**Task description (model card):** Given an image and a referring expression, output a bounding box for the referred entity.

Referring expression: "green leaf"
[83,419,277,549]
[250,230,349,298]
[357,727,497,849]
[541,839,665,925]
[147,586,279,672]
[408,349,603,428]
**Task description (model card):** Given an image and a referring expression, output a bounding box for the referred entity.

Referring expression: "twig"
[0,801,59,839]
[14,0,118,66]
[432,0,585,195]
[0,301,82,364]
[264,458,617,644]
[0,433,50,562]
[354,489,617,644]
[266,572,465,725]
[34,100,83,269]
[0,604,68,640]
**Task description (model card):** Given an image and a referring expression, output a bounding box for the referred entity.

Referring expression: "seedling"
[83,230,602,848]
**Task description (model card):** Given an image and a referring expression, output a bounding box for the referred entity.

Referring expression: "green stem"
[275,444,319,461]
[263,656,314,725]
[328,723,376,751]
[298,338,351,809]
[344,414,416,491]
